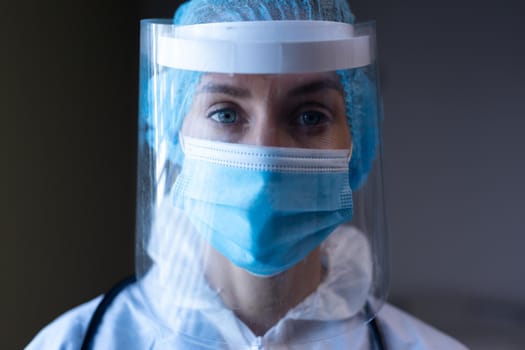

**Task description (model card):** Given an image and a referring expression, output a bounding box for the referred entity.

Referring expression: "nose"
[243,110,294,148]
[247,124,281,147]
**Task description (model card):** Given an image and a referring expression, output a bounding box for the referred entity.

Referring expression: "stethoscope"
[80,275,386,350]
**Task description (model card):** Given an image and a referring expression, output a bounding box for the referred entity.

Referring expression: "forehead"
[197,71,344,96]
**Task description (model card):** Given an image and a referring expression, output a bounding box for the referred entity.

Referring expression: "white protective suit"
[27,226,468,349]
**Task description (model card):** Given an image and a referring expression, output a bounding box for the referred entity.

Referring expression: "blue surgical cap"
[174,0,355,24]
[144,0,380,189]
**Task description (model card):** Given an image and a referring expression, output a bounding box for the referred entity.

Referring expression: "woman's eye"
[208,109,238,124]
[297,111,327,126]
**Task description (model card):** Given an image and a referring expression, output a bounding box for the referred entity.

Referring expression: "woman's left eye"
[297,111,328,126]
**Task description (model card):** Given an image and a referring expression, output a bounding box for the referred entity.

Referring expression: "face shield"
[137,15,387,347]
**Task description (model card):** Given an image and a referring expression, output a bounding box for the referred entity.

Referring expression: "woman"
[27,1,468,348]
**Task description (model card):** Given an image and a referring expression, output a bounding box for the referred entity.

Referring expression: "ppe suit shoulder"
[25,295,102,350]
[378,303,469,349]
[25,283,158,350]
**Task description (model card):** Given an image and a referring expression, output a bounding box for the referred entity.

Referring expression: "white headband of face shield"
[156,20,373,74]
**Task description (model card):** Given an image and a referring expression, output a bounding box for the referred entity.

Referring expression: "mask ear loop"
[347,143,353,164]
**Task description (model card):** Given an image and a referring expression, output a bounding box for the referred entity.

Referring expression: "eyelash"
[206,102,244,125]
[207,108,238,124]
[205,102,335,127]
[293,103,333,127]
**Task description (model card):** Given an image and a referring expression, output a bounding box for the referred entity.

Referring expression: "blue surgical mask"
[173,136,353,277]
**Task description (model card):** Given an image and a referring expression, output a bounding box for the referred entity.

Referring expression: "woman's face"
[182,72,351,150]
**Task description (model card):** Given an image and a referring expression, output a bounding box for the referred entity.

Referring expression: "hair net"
[174,0,354,24]
[144,0,380,189]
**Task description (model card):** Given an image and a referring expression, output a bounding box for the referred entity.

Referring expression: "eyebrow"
[196,83,252,98]
[196,77,344,98]
[288,79,345,97]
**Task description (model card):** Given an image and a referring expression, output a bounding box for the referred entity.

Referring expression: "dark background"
[4,0,524,349]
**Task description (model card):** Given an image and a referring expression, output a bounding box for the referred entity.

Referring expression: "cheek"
[326,102,351,149]
[326,95,351,149]
[181,99,212,138]
[335,119,352,149]
[315,124,351,149]
[180,111,199,137]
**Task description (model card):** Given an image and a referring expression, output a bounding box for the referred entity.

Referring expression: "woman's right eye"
[207,109,238,124]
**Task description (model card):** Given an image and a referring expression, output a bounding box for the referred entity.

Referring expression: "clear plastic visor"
[136,19,388,347]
